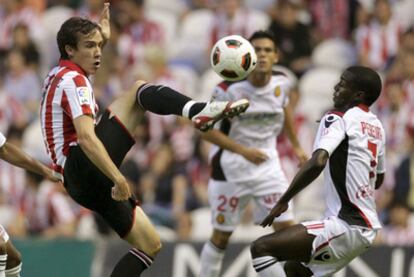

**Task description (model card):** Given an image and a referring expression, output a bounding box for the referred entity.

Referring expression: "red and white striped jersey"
[21,180,76,234]
[355,19,401,70]
[40,60,98,177]
[313,105,386,230]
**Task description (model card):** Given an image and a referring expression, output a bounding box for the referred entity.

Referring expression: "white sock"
[199,241,225,277]
[182,100,196,118]
[5,262,21,277]
[252,256,286,277]
[0,254,7,277]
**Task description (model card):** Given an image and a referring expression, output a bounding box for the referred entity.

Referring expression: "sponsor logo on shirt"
[77,87,90,105]
[274,86,281,97]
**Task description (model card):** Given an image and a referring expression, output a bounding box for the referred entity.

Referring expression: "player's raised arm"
[98,2,110,43]
[261,149,328,227]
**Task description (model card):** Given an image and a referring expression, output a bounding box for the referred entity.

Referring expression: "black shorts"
[63,110,136,238]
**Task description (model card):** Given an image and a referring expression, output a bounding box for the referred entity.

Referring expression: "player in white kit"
[199,30,308,277]
[250,66,385,277]
[0,131,57,277]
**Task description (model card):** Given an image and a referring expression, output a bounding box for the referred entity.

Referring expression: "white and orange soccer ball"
[210,35,257,81]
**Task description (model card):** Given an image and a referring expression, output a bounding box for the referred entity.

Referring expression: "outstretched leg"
[250,224,315,276]
[108,80,249,133]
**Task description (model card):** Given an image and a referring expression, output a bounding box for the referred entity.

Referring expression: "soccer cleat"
[192,99,249,131]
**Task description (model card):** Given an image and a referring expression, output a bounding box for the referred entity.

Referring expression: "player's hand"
[111,176,132,201]
[260,201,289,227]
[293,147,308,166]
[99,2,110,41]
[240,147,268,165]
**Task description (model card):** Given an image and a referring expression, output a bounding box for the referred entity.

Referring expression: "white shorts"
[0,225,9,243]
[301,216,377,277]
[208,179,294,232]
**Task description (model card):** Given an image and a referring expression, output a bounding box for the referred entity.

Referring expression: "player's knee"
[132,80,147,93]
[152,240,162,256]
[210,231,231,249]
[250,237,272,258]
[146,237,162,257]
[138,232,162,257]
[284,261,312,277]
[0,238,7,255]
[7,249,22,268]
[284,261,297,276]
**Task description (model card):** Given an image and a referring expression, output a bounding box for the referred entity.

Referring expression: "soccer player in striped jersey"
[39,3,249,277]
[199,30,308,277]
[0,131,57,277]
[251,66,385,277]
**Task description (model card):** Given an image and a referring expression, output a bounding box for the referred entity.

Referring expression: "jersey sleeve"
[211,83,234,102]
[0,132,6,148]
[60,75,94,119]
[313,113,346,155]
[376,130,386,174]
[281,77,292,108]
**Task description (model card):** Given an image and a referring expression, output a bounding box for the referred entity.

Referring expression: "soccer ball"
[210,35,257,81]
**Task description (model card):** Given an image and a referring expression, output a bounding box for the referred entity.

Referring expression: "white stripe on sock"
[182,100,196,118]
[252,256,278,272]
[5,262,21,277]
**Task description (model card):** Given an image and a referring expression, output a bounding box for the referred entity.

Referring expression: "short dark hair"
[248,30,278,50]
[57,17,100,59]
[344,66,382,106]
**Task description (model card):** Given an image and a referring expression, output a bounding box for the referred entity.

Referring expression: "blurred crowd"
[1,0,414,247]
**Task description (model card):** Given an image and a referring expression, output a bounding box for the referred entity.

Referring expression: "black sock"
[136,84,206,118]
[110,249,153,277]
[188,103,207,119]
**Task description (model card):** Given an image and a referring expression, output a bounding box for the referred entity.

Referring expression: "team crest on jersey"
[216,214,225,224]
[274,86,281,97]
[324,115,337,128]
[77,87,90,105]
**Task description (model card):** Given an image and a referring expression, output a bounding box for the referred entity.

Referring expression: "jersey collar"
[357,104,369,112]
[58,59,87,76]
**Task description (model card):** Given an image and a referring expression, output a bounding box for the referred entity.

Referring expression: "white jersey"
[40,60,98,177]
[0,131,5,148]
[210,74,291,183]
[313,105,386,229]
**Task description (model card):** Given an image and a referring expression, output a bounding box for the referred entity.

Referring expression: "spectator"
[268,0,312,76]
[355,0,402,71]
[117,0,165,68]
[308,0,359,41]
[11,23,40,69]
[76,0,106,22]
[209,0,269,47]
[141,143,195,239]
[393,125,414,210]
[402,49,414,105]
[0,81,28,134]
[0,0,44,51]
[21,171,77,238]
[376,201,414,246]
[3,49,41,120]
